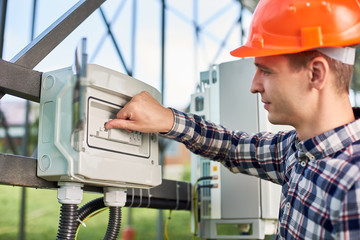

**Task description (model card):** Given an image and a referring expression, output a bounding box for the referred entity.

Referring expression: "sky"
[1,0,252,110]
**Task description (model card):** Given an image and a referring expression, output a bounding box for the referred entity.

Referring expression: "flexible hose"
[104,206,122,240]
[78,197,105,221]
[78,197,122,240]
[57,204,78,240]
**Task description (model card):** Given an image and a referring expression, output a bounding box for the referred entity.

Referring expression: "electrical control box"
[37,64,162,188]
[191,59,292,239]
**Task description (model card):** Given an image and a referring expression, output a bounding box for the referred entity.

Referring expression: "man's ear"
[308,56,329,91]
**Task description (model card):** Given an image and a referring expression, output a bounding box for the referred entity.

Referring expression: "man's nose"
[250,71,263,94]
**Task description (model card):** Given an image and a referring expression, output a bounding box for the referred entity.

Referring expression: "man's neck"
[295,96,355,141]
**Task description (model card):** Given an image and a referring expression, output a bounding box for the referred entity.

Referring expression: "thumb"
[105,119,136,131]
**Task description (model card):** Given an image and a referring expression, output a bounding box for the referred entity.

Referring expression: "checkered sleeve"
[161,108,296,184]
[337,177,360,239]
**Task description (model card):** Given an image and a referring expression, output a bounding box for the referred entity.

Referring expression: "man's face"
[251,55,309,127]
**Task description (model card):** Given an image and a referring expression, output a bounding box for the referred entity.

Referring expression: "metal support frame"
[0,154,191,210]
[0,59,42,102]
[0,0,106,102]
[0,0,191,211]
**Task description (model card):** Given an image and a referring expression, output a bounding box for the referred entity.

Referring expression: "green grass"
[0,185,193,239]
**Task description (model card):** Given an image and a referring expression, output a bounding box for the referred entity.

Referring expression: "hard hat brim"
[230,45,305,58]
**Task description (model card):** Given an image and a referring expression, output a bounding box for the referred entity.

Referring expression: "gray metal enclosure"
[191,59,283,239]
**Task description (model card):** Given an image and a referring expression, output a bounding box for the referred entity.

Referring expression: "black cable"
[197,184,217,190]
[77,197,122,240]
[196,176,214,181]
[125,196,190,210]
[78,197,105,221]
[57,204,78,240]
[75,193,192,240]
[104,206,122,240]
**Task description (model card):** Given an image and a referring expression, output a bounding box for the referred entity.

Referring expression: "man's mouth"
[262,100,270,110]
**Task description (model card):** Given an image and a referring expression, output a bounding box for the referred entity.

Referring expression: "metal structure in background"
[0,0,259,239]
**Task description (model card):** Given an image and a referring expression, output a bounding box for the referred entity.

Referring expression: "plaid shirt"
[162,108,360,240]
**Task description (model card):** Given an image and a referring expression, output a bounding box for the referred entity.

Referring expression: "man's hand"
[105,91,174,133]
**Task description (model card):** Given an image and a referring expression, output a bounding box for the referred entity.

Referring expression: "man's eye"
[260,69,271,75]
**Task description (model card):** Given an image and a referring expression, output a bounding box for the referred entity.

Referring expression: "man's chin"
[268,115,286,125]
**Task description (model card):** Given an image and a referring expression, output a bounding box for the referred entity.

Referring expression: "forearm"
[161,108,231,160]
[161,108,291,184]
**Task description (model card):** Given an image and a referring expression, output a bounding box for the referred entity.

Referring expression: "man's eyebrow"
[254,62,270,70]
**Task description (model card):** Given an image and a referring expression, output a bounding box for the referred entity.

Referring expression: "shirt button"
[300,161,307,167]
[285,202,291,208]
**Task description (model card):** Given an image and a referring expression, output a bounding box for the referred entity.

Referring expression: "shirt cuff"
[159,108,188,140]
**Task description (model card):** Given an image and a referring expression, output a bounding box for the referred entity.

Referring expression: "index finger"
[116,107,132,120]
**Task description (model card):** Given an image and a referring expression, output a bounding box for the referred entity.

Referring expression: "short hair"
[284,50,354,94]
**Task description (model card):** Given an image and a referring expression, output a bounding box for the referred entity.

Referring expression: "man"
[106,0,360,239]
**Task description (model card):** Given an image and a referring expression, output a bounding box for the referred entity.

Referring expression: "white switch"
[96,126,109,139]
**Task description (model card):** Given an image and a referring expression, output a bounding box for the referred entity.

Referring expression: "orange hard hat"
[231,0,360,58]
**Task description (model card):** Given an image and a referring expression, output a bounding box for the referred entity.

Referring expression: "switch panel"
[87,97,149,157]
[37,64,162,189]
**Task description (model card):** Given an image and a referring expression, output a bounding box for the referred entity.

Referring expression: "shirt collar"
[295,107,360,161]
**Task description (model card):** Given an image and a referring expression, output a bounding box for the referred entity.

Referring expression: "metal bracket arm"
[0,0,106,101]
[0,153,191,210]
[0,59,42,102]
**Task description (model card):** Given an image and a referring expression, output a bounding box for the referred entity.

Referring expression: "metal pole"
[0,0,7,58]
[127,0,138,229]
[193,0,199,88]
[130,0,137,76]
[157,154,165,240]
[0,110,17,153]
[99,7,131,76]
[18,100,31,240]
[160,0,166,105]
[19,187,27,240]
[239,2,244,46]
[30,0,37,41]
[19,1,37,239]
[0,0,7,99]
[157,2,166,239]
